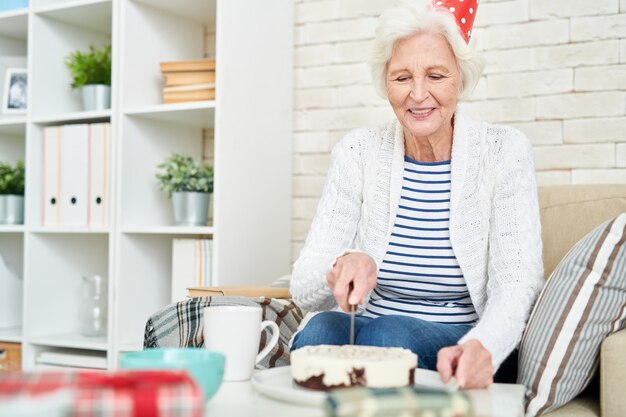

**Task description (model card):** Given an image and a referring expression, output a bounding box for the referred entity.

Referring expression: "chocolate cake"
[290,345,417,390]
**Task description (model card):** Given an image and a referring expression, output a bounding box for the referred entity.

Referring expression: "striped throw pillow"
[518,213,626,416]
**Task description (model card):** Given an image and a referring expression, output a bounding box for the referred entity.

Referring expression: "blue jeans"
[291,311,472,370]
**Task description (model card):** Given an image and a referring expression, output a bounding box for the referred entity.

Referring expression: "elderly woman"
[289,0,544,389]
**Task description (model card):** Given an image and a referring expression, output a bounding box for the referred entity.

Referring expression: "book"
[163,83,215,93]
[160,59,216,73]
[163,89,215,104]
[171,239,212,302]
[37,350,107,369]
[163,71,215,87]
[187,286,291,299]
[34,363,105,372]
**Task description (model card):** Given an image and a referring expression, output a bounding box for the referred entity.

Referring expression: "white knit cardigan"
[289,110,545,370]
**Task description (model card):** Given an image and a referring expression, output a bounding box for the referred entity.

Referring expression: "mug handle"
[255,320,280,365]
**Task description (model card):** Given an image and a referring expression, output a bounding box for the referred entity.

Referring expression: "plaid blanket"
[144,297,305,368]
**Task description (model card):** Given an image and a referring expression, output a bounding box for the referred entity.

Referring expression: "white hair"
[371,0,484,101]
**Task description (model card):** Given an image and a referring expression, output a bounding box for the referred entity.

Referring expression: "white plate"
[251,367,457,407]
[251,367,327,406]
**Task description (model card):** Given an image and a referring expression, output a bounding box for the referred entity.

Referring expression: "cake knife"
[349,303,355,345]
[349,282,355,345]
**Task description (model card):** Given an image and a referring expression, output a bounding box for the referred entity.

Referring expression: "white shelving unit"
[0,0,293,370]
[0,1,28,364]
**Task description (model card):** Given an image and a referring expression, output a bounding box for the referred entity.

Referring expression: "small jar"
[78,275,107,337]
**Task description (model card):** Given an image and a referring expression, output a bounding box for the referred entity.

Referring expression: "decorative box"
[0,370,204,417]
[0,342,21,372]
[326,386,473,417]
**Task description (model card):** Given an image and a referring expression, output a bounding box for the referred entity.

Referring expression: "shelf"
[0,225,25,233]
[0,10,28,40]
[33,0,112,34]
[5,0,292,371]
[124,101,215,129]
[121,226,214,235]
[29,333,108,351]
[132,0,215,26]
[32,110,111,125]
[117,340,142,353]
[0,327,22,343]
[0,116,26,133]
[29,226,110,234]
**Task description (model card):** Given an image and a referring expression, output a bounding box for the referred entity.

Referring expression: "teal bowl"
[120,348,225,400]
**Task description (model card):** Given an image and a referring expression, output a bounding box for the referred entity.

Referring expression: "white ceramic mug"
[203,306,279,381]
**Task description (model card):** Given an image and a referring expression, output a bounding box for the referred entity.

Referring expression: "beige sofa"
[221,184,625,415]
[538,184,626,417]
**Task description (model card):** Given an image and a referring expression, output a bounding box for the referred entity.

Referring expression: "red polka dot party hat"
[432,0,479,43]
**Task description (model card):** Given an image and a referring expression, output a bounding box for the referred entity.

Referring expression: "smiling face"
[386,30,461,144]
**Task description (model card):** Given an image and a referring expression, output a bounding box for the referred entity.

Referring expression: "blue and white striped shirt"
[364,157,478,325]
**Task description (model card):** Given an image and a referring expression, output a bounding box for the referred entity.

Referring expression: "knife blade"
[349,283,355,345]
[349,303,355,345]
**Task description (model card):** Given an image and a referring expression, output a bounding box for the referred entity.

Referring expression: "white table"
[205,369,526,417]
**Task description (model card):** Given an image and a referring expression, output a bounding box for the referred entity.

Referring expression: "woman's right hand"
[326,252,378,312]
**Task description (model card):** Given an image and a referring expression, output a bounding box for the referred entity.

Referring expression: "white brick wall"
[532,41,620,70]
[529,0,617,19]
[535,92,625,119]
[571,14,626,42]
[291,0,626,261]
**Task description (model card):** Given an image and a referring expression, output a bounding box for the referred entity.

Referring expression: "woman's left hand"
[436,339,494,389]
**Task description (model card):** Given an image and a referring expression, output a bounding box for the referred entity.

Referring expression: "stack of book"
[171,238,213,302]
[160,59,216,104]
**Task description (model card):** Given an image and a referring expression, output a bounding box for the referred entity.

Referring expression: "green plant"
[65,44,112,89]
[156,154,214,198]
[0,160,25,195]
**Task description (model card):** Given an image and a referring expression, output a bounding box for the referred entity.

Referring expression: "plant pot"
[172,192,211,226]
[81,84,111,111]
[0,195,24,224]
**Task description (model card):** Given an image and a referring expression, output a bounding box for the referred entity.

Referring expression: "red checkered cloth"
[0,370,204,417]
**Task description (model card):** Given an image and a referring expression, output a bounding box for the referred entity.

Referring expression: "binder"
[60,124,89,226]
[42,126,61,226]
[171,239,212,302]
[88,123,109,228]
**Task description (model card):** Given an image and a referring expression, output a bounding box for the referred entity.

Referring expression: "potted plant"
[156,153,214,226]
[65,44,112,111]
[0,160,25,225]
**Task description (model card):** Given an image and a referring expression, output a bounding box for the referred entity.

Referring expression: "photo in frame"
[2,68,27,114]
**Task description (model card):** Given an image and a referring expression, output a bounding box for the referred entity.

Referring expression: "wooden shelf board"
[0,10,28,39]
[121,225,215,235]
[0,327,22,343]
[32,110,111,125]
[33,0,112,34]
[28,333,108,351]
[124,101,215,129]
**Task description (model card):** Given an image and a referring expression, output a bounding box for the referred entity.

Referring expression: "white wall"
[291,0,626,260]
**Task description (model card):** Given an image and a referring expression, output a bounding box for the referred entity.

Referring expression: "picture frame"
[2,68,27,114]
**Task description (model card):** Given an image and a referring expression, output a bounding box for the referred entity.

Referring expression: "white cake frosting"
[290,345,418,388]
